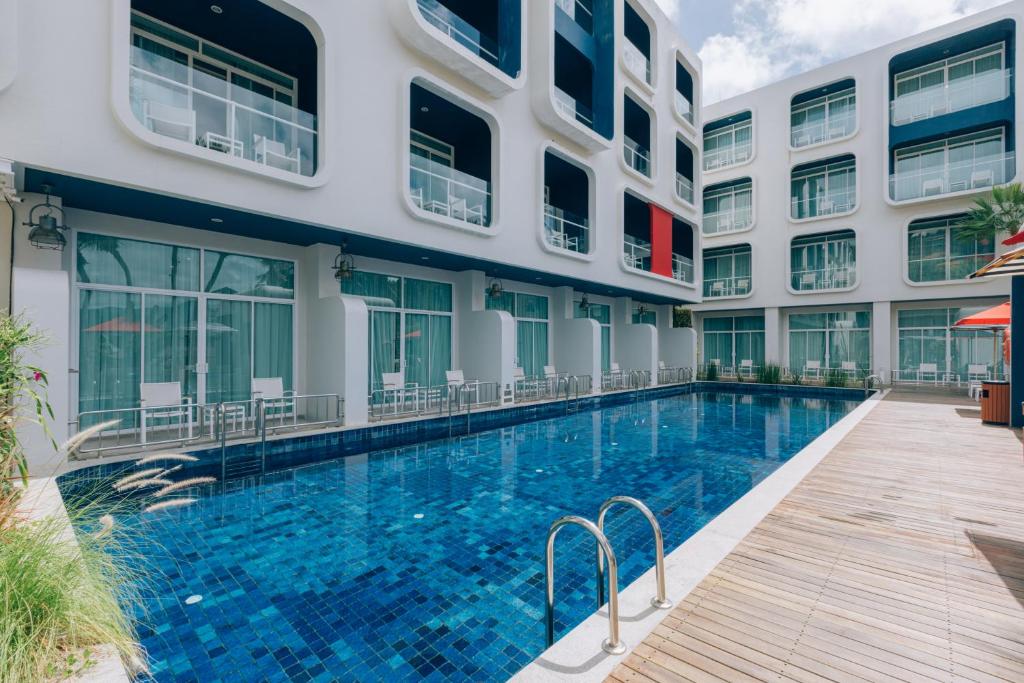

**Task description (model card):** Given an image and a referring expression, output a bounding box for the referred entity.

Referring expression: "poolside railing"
[367,381,502,421]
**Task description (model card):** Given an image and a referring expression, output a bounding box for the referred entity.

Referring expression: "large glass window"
[791,156,856,219]
[703,245,752,298]
[898,307,1005,381]
[702,180,752,235]
[75,234,295,422]
[791,86,856,147]
[632,307,657,325]
[575,299,611,372]
[791,230,856,292]
[703,117,752,171]
[908,216,996,283]
[486,291,549,377]
[343,272,453,391]
[892,44,1007,125]
[892,128,1009,201]
[702,316,765,368]
[788,311,870,373]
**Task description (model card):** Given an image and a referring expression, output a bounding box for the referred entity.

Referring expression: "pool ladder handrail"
[864,374,880,398]
[596,496,672,610]
[545,516,626,654]
[557,375,583,414]
[446,384,472,437]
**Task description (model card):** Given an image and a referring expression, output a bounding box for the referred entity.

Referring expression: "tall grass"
[824,368,850,388]
[756,363,783,384]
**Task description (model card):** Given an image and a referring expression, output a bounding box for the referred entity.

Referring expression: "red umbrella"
[84,316,162,333]
[1003,231,1024,247]
[953,302,1010,372]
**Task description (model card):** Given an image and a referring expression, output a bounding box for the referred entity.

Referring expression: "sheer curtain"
[78,290,142,426]
[143,294,198,402]
[206,299,252,403]
[370,311,400,391]
[254,303,293,390]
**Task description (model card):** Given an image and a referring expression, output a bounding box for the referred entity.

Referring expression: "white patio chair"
[512,366,542,400]
[252,377,297,426]
[818,198,835,215]
[381,371,420,414]
[410,187,425,209]
[921,178,944,196]
[736,278,750,293]
[143,101,196,143]
[967,364,990,382]
[917,362,939,383]
[800,272,817,289]
[140,381,192,444]
[739,359,754,377]
[971,169,995,189]
[446,369,480,404]
[254,135,301,174]
[604,362,626,390]
[803,360,822,380]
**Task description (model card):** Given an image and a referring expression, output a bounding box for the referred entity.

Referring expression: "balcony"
[703,206,752,236]
[129,14,317,177]
[623,234,651,271]
[624,136,651,177]
[791,230,857,292]
[410,154,491,226]
[553,87,594,128]
[791,190,855,219]
[703,180,753,235]
[555,0,593,34]
[703,140,751,171]
[675,92,694,125]
[417,0,499,68]
[676,174,694,204]
[672,254,695,284]
[891,67,1012,126]
[544,205,589,253]
[791,110,855,148]
[890,150,1014,202]
[791,266,856,292]
[704,275,751,299]
[623,40,651,85]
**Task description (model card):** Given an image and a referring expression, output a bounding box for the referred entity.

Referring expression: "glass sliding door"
[404,313,452,389]
[898,307,1005,380]
[789,311,870,372]
[205,299,252,404]
[254,302,294,391]
[369,311,401,392]
[144,294,199,403]
[78,290,143,425]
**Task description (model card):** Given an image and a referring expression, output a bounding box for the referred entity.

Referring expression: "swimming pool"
[67,388,859,682]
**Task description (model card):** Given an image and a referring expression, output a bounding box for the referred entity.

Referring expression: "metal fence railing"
[368,382,502,422]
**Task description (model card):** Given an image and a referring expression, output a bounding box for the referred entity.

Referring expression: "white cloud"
[653,0,681,21]
[699,0,1010,103]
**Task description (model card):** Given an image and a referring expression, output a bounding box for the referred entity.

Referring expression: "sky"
[652,0,1012,104]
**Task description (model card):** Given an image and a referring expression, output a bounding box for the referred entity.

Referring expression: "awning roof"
[969,246,1024,279]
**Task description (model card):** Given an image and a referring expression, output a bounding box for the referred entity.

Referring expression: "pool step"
[222,452,264,480]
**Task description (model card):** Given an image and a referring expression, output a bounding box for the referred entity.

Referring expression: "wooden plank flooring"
[608,395,1024,683]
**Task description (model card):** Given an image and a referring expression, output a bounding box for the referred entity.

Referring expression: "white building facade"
[695,2,1020,384]
[0,0,704,471]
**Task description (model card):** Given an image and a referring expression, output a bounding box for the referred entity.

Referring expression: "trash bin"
[980,380,1010,425]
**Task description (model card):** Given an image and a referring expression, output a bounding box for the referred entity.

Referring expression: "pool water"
[109,390,856,682]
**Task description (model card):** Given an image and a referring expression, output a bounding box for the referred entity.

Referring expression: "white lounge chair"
[140,381,192,444]
[143,100,196,143]
[252,377,296,426]
[254,135,301,174]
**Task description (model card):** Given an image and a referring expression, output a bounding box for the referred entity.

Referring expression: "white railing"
[544,205,589,253]
[553,87,594,127]
[790,188,857,219]
[417,0,499,64]
[672,254,695,284]
[674,92,694,124]
[555,0,593,31]
[891,69,1012,126]
[369,381,501,421]
[410,154,491,226]
[130,48,316,177]
[791,266,856,291]
[623,40,651,84]
[702,205,753,235]
[703,141,752,171]
[790,111,855,147]
[889,151,1014,202]
[624,136,651,176]
[703,276,751,298]
[623,235,651,270]
[675,174,694,204]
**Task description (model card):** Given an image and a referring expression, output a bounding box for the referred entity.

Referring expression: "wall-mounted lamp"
[636,304,649,316]
[333,241,356,282]
[578,293,590,312]
[24,184,69,251]
[486,278,504,300]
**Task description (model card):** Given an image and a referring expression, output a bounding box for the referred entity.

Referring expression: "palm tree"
[956,183,1024,242]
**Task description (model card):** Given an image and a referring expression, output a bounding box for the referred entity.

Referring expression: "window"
[703,180,752,235]
[556,0,594,34]
[544,151,590,253]
[623,1,652,86]
[676,138,695,204]
[791,85,855,148]
[791,230,856,291]
[623,94,652,177]
[908,216,996,283]
[342,272,453,390]
[632,306,656,325]
[75,234,295,423]
[897,308,1004,381]
[789,311,870,373]
[891,128,1009,202]
[129,10,317,177]
[703,116,752,171]
[575,299,611,372]
[486,291,550,377]
[892,44,1007,125]
[675,58,695,124]
[703,245,751,298]
[703,316,765,368]
[791,156,856,219]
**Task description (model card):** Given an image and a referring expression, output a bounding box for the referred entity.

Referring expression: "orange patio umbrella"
[953,302,1011,370]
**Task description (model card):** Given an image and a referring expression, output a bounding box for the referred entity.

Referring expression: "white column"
[872,301,893,383]
[613,296,657,382]
[764,307,782,366]
[552,286,599,388]
[457,270,514,396]
[657,304,696,373]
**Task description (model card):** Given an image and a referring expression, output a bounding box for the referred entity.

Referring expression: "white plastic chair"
[254,135,301,174]
[804,360,821,379]
[921,178,944,197]
[252,377,297,426]
[140,382,192,444]
[143,101,196,142]
[840,361,857,375]
[918,363,939,383]
[446,369,480,404]
[381,371,420,414]
[971,169,995,189]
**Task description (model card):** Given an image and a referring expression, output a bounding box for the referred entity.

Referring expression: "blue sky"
[652,0,1011,103]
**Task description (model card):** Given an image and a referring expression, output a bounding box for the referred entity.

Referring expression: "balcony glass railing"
[672,254,695,284]
[790,111,855,148]
[891,69,1012,126]
[791,266,855,291]
[554,0,593,33]
[674,91,694,125]
[417,0,499,67]
[703,205,753,235]
[791,188,856,219]
[410,154,491,226]
[675,174,694,204]
[624,136,651,176]
[703,141,752,171]
[623,235,651,270]
[544,204,589,253]
[553,87,594,128]
[623,40,651,84]
[890,151,1014,201]
[704,275,751,298]
[130,46,317,177]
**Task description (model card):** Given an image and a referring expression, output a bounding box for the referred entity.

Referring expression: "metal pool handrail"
[545,516,626,655]
[596,496,672,610]
[864,374,880,398]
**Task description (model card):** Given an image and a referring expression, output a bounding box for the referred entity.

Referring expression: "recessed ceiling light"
[210,217,223,223]
[420,106,429,113]
[420,256,430,261]
[210,5,223,14]
[535,277,542,281]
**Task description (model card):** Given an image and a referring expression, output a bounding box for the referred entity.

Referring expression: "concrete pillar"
[613,297,657,382]
[552,287,599,390]
[764,307,782,366]
[1011,276,1024,427]
[872,301,893,383]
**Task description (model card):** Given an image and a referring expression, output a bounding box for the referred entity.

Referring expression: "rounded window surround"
[618,186,698,290]
[619,87,658,188]
[785,227,860,296]
[787,155,861,226]
[786,76,860,154]
[537,143,597,262]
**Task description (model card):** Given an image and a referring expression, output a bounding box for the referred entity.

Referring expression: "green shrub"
[787,370,804,385]
[756,363,782,384]
[824,369,849,388]
[0,314,53,495]
[704,363,719,381]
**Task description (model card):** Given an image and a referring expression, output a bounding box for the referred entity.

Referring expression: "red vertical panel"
[649,204,673,277]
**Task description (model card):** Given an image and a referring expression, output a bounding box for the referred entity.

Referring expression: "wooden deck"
[608,394,1024,683]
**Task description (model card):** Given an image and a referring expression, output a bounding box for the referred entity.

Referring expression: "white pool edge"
[510,389,887,682]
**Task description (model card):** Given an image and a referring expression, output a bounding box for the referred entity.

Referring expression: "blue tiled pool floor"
[96,391,857,682]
